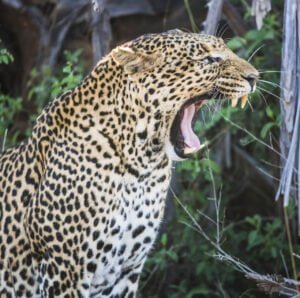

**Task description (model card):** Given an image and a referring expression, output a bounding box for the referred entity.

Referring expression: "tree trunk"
[277,0,300,232]
[202,0,224,34]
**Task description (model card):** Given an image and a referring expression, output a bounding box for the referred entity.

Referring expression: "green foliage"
[0,48,14,65]
[27,49,84,113]
[141,189,296,297]
[0,45,22,150]
[144,233,179,272]
[260,105,280,139]
[0,95,21,136]
[0,48,85,149]
[245,215,283,256]
[227,14,281,58]
[177,156,220,182]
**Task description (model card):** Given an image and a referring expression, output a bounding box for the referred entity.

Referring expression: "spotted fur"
[0,31,258,297]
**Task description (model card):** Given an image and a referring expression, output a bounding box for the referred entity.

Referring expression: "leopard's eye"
[206,56,222,63]
[206,56,223,64]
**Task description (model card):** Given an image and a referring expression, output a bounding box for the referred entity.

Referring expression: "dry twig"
[172,150,300,297]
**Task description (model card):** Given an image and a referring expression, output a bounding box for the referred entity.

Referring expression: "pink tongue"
[180,104,201,150]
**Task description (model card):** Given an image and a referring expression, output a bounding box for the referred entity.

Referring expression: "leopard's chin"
[169,92,250,159]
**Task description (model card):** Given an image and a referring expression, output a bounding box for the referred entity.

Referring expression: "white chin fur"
[164,139,185,161]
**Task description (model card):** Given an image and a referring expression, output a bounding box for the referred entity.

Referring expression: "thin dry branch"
[174,190,300,297]
[172,149,300,297]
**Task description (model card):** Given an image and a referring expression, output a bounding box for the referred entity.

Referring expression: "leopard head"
[111,30,258,160]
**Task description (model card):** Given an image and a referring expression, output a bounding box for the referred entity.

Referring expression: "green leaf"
[161,233,167,247]
[247,230,262,250]
[201,158,220,174]
[239,135,255,146]
[2,55,8,64]
[63,64,72,73]
[186,287,210,298]
[0,48,14,64]
[30,68,38,78]
[264,29,275,40]
[245,29,260,40]
[260,122,276,139]
[245,214,262,228]
[226,37,246,50]
[265,106,274,118]
[166,250,178,262]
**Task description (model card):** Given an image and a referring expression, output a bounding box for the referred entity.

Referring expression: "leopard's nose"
[242,73,258,91]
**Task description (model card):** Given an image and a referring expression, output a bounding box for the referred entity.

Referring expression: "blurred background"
[1,0,299,297]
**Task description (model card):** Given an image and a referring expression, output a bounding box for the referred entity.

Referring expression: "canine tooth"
[183,147,198,155]
[231,97,239,108]
[241,95,248,109]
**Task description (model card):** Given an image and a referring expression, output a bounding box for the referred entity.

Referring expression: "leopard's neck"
[30,57,171,179]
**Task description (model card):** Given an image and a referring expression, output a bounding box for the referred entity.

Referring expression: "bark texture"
[277,1,300,231]
[202,0,224,34]
[251,0,271,29]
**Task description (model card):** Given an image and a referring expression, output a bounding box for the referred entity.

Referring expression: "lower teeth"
[183,147,198,155]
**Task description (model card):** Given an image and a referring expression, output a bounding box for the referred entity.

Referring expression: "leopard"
[0,30,258,297]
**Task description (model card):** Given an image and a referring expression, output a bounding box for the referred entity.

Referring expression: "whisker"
[223,37,232,43]
[258,79,285,91]
[201,109,207,127]
[205,101,214,118]
[215,22,224,37]
[258,70,286,74]
[219,24,230,38]
[219,112,283,157]
[211,102,220,120]
[215,99,223,112]
[211,100,219,115]
[211,94,223,119]
[257,86,282,101]
[247,96,254,111]
[248,44,265,62]
[256,89,269,107]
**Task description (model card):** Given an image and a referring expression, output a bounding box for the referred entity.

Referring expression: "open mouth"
[170,93,249,158]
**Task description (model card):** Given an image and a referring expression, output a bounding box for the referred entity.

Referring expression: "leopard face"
[111,30,258,160]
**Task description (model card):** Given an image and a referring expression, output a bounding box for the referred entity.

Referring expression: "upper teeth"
[241,95,248,108]
[231,97,239,107]
[231,95,248,109]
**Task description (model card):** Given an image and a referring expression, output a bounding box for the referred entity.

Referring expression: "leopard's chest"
[90,166,171,290]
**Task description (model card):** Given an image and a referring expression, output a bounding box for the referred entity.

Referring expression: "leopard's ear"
[111,46,159,75]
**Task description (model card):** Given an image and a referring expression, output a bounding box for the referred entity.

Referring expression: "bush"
[0,42,22,150]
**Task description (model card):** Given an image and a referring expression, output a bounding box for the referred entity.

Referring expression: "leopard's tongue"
[180,104,201,153]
